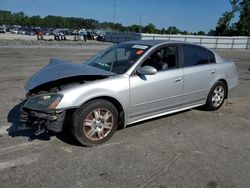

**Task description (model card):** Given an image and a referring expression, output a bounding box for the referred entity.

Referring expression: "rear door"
[181,44,218,106]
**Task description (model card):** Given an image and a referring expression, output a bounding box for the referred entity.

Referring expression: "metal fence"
[105,32,250,49]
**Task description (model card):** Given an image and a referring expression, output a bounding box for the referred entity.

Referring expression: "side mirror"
[137,66,157,75]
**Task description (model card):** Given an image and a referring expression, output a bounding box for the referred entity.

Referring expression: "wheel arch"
[217,79,228,99]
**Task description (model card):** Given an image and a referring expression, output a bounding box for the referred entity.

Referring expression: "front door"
[129,45,183,121]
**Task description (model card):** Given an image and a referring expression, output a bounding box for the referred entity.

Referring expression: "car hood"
[25,58,115,91]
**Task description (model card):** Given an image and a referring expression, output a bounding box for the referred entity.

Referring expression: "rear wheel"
[72,99,118,146]
[204,81,226,111]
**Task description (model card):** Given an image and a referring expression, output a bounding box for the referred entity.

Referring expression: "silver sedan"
[21,40,238,146]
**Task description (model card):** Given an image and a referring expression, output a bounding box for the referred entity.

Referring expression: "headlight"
[24,94,63,111]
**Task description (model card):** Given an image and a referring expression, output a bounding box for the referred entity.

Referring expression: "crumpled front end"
[20,93,66,135]
[20,107,66,134]
[21,59,116,135]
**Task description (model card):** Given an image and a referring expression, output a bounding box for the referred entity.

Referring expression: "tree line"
[0,10,202,35]
[212,0,250,36]
[0,0,249,36]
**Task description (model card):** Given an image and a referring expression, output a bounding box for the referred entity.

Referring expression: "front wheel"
[204,81,227,111]
[72,99,118,146]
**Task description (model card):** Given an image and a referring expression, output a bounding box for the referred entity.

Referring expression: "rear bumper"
[20,107,66,133]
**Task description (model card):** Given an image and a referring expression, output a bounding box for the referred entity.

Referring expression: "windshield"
[85,44,150,74]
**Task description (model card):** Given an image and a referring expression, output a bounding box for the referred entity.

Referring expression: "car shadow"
[7,101,54,141]
[7,101,81,145]
[55,121,82,146]
[6,102,204,146]
[125,109,191,129]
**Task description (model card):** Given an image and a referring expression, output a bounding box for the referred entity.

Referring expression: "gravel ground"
[0,45,249,188]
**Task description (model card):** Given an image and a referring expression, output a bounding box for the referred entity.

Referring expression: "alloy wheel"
[83,108,114,141]
[212,86,225,107]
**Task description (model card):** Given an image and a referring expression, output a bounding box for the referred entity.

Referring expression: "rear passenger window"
[182,44,209,67]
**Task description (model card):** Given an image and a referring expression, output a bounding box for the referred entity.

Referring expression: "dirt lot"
[0,46,249,188]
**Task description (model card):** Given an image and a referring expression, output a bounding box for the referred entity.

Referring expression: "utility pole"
[114,0,117,23]
[139,14,142,33]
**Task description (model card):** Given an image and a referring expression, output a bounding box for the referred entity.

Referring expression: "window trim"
[208,49,216,64]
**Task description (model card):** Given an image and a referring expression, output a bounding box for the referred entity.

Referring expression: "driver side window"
[141,46,178,71]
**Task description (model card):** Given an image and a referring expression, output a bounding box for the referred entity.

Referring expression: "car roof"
[122,40,181,46]
[122,40,224,63]
[123,40,216,53]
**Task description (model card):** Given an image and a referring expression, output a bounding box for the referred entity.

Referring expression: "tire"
[204,81,227,111]
[72,99,118,146]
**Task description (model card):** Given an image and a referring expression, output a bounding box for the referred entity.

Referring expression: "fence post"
[215,38,219,49]
[200,37,202,45]
[231,38,235,49]
[246,37,250,50]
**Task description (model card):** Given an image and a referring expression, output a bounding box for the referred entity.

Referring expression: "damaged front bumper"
[20,107,66,134]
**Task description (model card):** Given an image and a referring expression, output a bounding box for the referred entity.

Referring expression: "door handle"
[211,70,216,74]
[175,77,183,82]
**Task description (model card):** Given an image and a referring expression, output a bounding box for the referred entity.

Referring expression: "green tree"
[181,30,189,35]
[215,0,240,36]
[237,0,250,35]
[197,31,206,35]
[29,16,42,26]
[160,28,166,34]
[0,10,13,25]
[143,23,156,33]
[0,10,199,34]
[208,29,216,36]
[13,12,26,25]
[129,24,142,33]
[166,26,181,34]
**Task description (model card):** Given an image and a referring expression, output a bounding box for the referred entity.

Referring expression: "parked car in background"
[96,34,105,41]
[10,28,19,34]
[25,28,35,36]
[0,27,6,33]
[18,30,26,35]
[86,31,96,40]
[9,25,22,34]
[71,29,79,35]
[20,40,238,146]
[53,30,62,35]
[79,28,87,36]
[53,29,66,40]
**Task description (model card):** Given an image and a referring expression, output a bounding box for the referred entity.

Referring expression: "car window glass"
[101,49,115,63]
[182,44,209,67]
[141,46,178,71]
[116,48,132,61]
[101,48,131,63]
[86,44,150,74]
